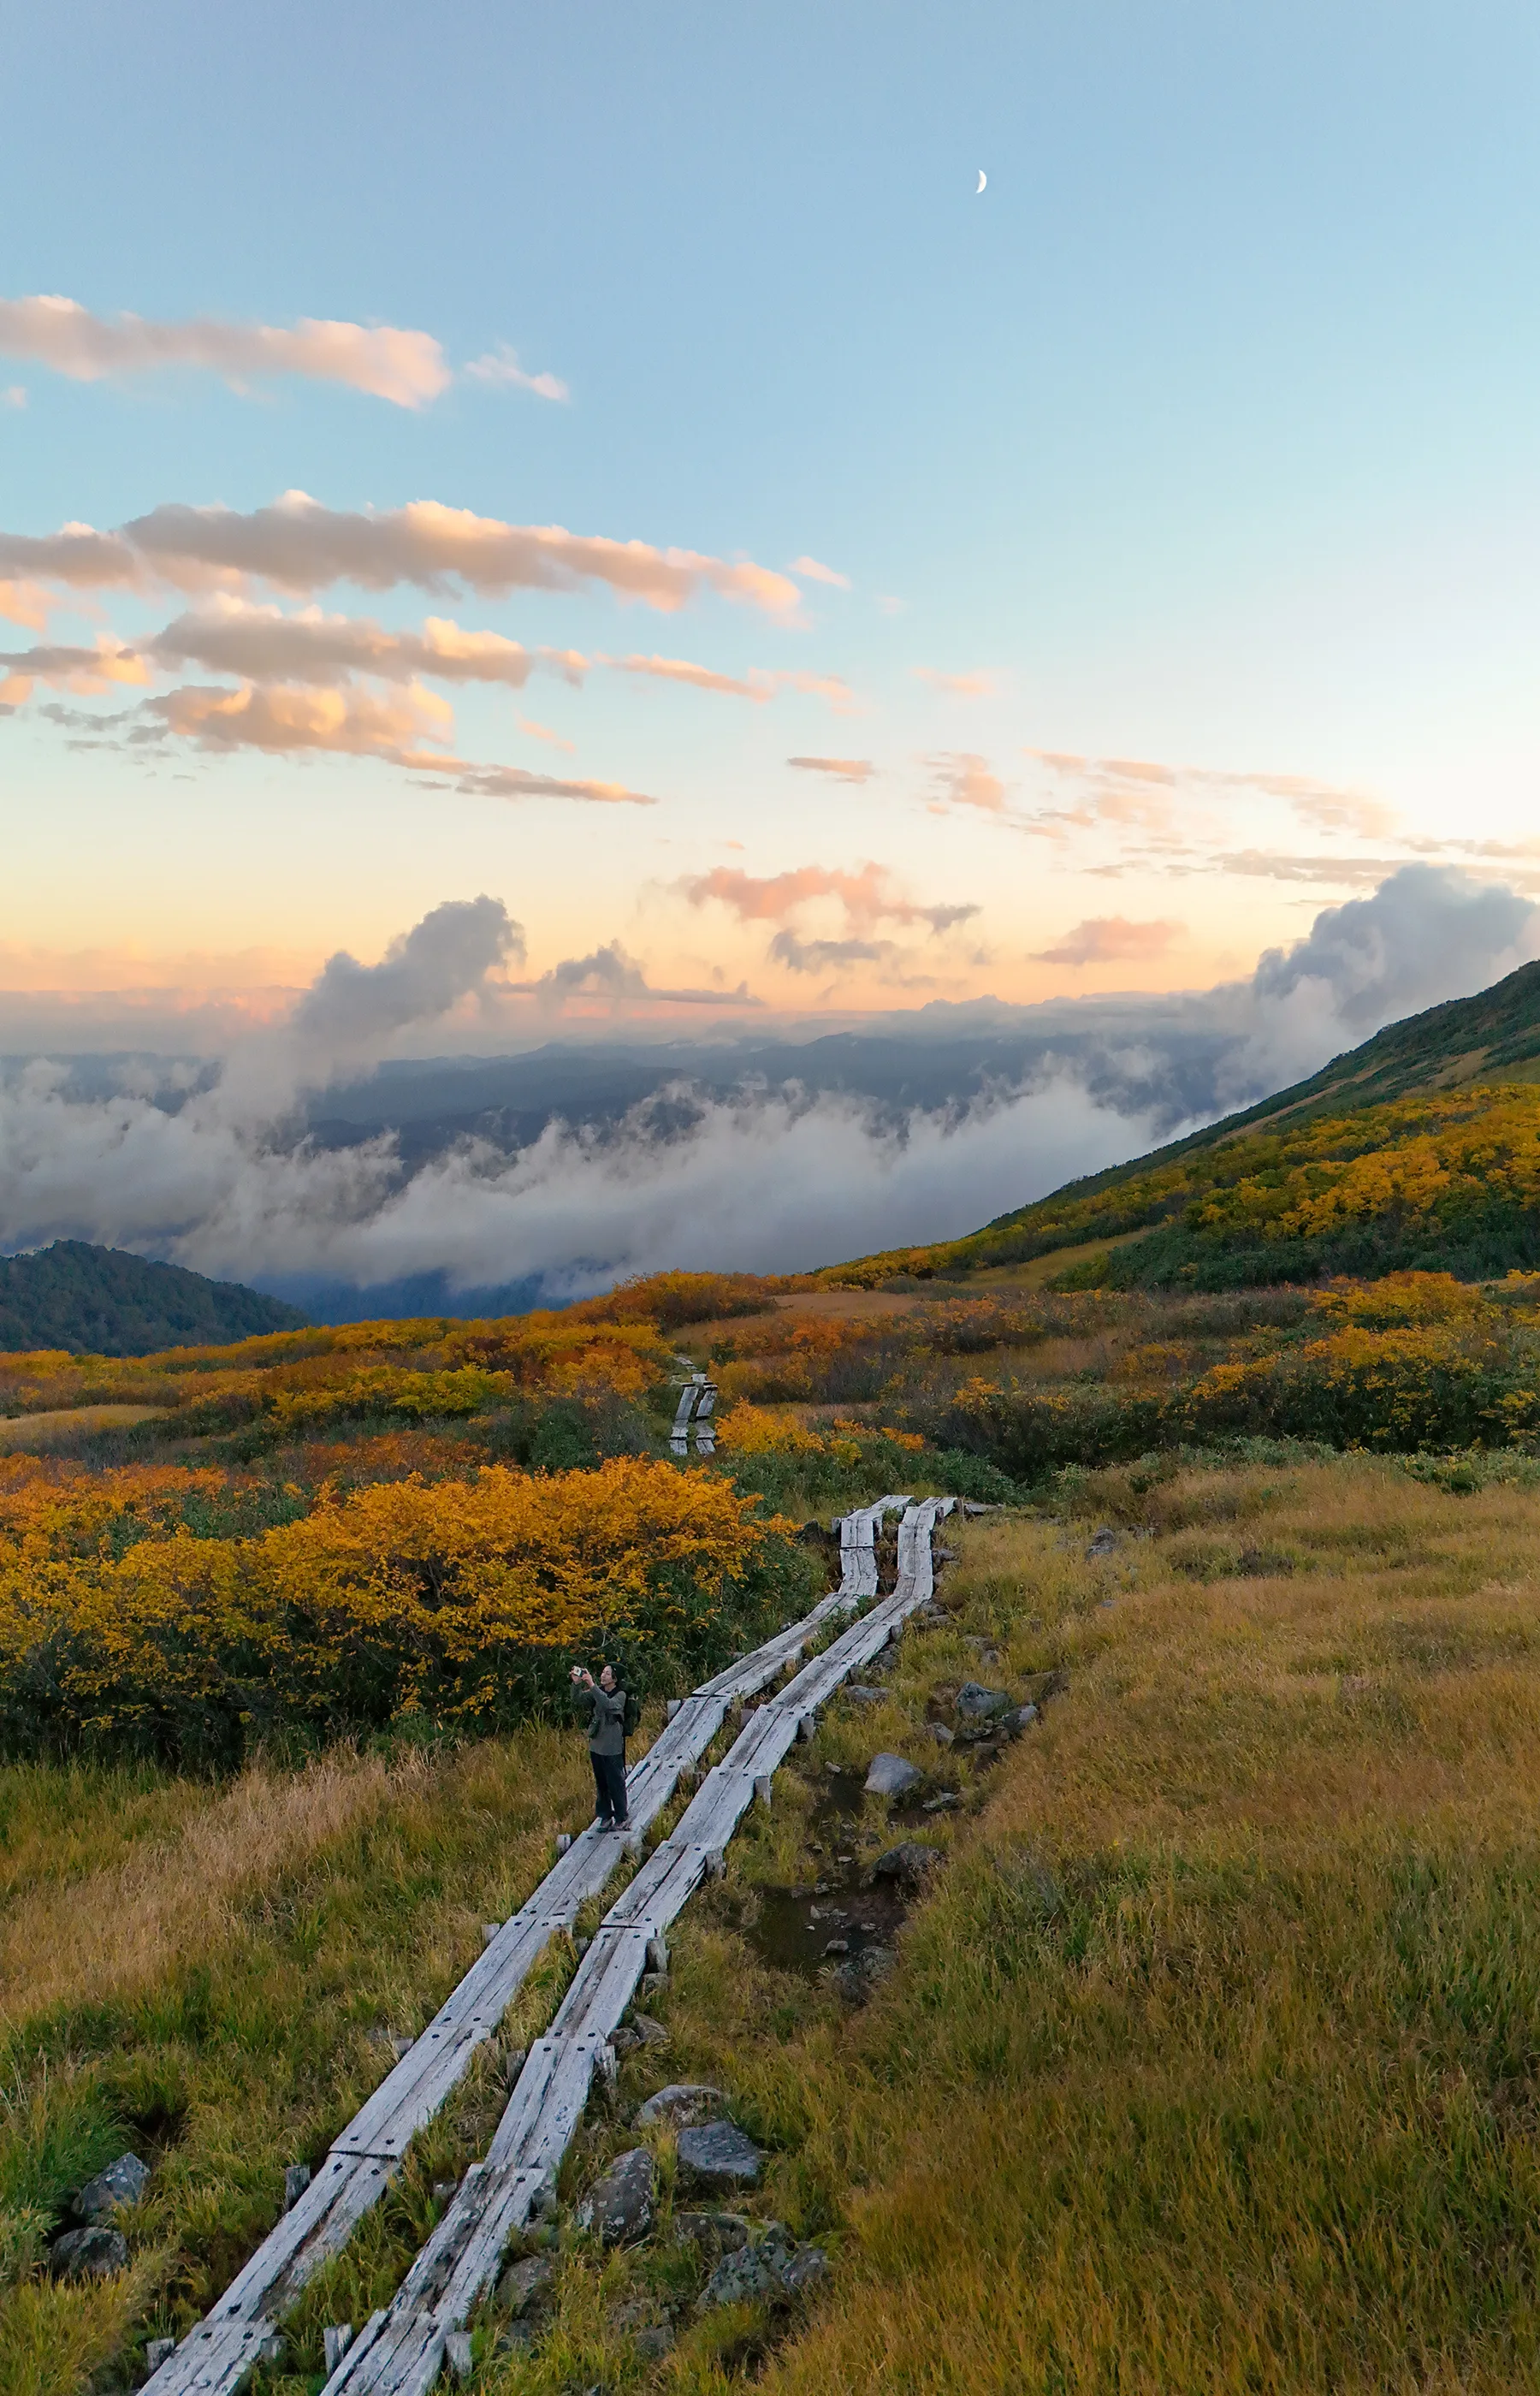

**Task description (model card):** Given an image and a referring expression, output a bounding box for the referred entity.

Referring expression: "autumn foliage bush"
[0,1456,809,1768]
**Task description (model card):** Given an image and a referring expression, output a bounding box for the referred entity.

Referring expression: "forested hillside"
[0,1241,308,1355]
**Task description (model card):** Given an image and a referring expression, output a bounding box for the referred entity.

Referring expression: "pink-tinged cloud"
[0,581,56,632]
[117,494,802,615]
[137,601,838,707]
[516,716,575,751]
[139,675,658,803]
[453,764,658,807]
[1,386,23,409]
[790,555,850,590]
[463,346,570,401]
[679,860,977,935]
[607,652,770,700]
[929,752,1007,813]
[912,667,994,698]
[1030,916,1184,967]
[0,294,451,407]
[787,756,875,783]
[1024,746,1394,839]
[148,677,458,764]
[146,600,542,689]
[0,637,149,707]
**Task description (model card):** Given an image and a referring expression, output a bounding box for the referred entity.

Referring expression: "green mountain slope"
[825,961,1540,1292]
[0,1241,309,1355]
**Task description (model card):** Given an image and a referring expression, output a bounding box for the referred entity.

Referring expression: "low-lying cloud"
[1,865,1535,1308]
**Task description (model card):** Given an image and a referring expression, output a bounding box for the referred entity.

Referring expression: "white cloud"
[790,555,850,590]
[787,756,875,783]
[463,345,570,402]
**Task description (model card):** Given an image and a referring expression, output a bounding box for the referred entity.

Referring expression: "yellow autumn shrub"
[0,1456,804,1764]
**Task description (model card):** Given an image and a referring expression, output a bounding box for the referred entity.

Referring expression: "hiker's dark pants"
[591,1749,628,1825]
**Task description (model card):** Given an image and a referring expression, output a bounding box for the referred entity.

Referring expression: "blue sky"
[4,0,1539,1039]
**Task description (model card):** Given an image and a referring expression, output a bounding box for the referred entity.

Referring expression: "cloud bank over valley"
[0,865,1531,1315]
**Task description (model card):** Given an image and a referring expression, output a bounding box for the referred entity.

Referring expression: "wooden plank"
[148,1498,948,2396]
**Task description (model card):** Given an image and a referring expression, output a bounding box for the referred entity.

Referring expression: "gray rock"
[779,2243,831,2297]
[674,2209,752,2251]
[927,1721,955,1747]
[75,2152,149,2222]
[631,2013,670,2047]
[954,1681,1010,1719]
[844,1686,887,1705]
[611,2025,641,2054]
[822,1936,850,1955]
[829,1945,897,2004]
[870,1841,943,1889]
[1004,1702,1039,1735]
[50,2225,128,2280]
[696,2226,829,2311]
[635,2323,676,2357]
[697,2229,791,2310]
[863,1752,922,1799]
[1087,1526,1117,1557]
[676,2120,764,2191]
[496,2322,536,2357]
[636,2081,725,2127]
[922,1792,960,1812]
[639,1972,668,2001]
[496,2252,555,2314]
[145,2338,176,2373]
[576,2146,655,2245]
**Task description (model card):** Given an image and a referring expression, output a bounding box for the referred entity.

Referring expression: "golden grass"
[736,1463,1540,2394]
[0,1407,163,1451]
[0,1750,424,2024]
[0,1724,595,2396]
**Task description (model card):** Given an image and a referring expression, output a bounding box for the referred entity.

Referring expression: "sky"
[5,0,1540,1052]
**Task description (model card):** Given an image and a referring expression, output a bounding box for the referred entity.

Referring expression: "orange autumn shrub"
[0,1456,811,1765]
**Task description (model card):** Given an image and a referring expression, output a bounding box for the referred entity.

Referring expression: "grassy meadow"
[8,1225,1540,2390]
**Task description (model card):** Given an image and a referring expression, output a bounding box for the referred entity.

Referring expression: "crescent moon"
[976,169,987,193]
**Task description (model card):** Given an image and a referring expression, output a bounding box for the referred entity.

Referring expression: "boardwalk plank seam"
[326,1497,952,2396]
[145,1495,915,2396]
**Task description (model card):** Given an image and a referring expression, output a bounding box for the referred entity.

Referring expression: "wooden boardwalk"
[145,1492,942,2396]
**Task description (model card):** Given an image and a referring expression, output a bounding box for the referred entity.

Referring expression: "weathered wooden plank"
[147,1498,945,2396]
[313,1497,955,2396]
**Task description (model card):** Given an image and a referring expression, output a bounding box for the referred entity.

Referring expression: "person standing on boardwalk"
[570,1662,631,1830]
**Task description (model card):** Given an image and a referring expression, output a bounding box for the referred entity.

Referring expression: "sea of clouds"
[0,865,1533,1314]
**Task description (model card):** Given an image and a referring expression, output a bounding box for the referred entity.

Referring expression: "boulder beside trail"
[495,2253,555,2315]
[576,2148,655,2245]
[697,2223,830,2310]
[954,1681,1011,1719]
[869,1842,944,1889]
[676,2120,764,2191]
[636,2082,724,2128]
[50,2226,128,2280]
[829,1945,897,2004]
[674,2209,752,2251]
[864,1753,922,1799]
[75,2153,149,2222]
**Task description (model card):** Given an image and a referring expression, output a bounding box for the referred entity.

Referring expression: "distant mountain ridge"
[826,958,1540,1292]
[0,1242,309,1356]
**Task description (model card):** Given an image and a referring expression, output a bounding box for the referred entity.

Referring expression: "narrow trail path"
[148,1493,949,2396]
